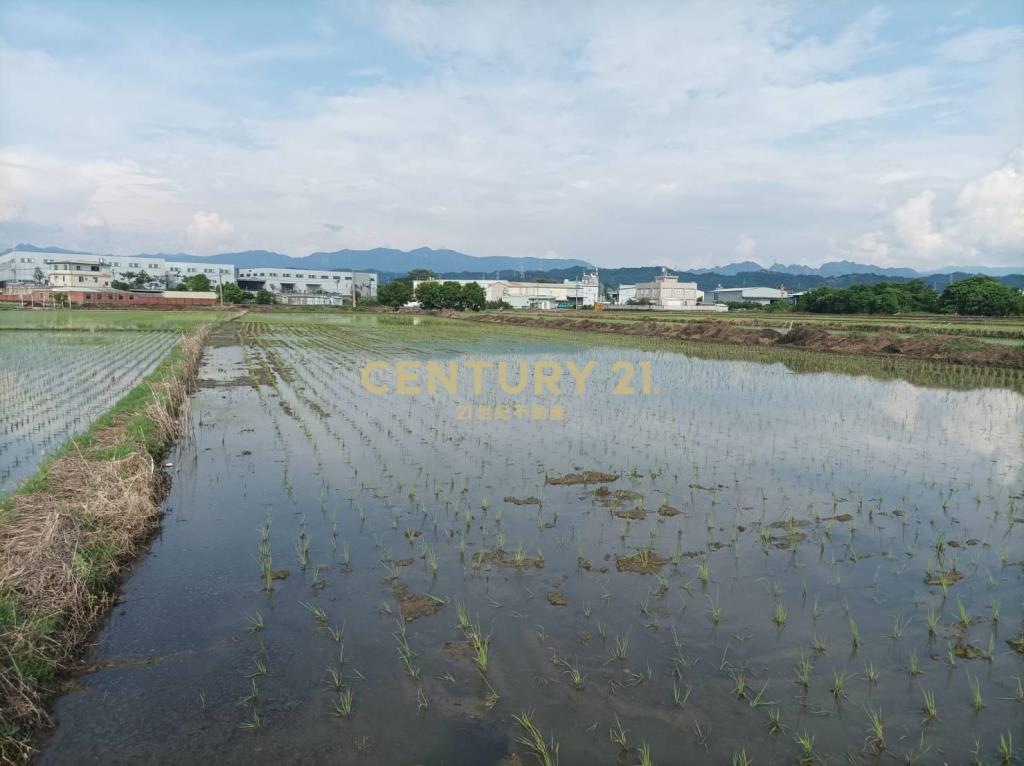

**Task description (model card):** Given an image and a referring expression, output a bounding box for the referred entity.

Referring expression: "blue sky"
[1,0,1021,268]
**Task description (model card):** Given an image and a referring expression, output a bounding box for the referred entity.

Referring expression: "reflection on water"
[41,317,1024,765]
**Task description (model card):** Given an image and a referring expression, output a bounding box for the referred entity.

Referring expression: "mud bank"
[463,313,1024,369]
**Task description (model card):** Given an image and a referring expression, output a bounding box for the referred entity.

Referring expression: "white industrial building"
[707,286,789,305]
[236,267,377,304]
[613,285,637,305]
[0,249,234,289]
[633,270,702,308]
[411,273,600,309]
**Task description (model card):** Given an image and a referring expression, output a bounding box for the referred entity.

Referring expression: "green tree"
[32,267,45,284]
[254,288,276,305]
[378,280,414,310]
[939,275,1024,316]
[220,283,250,304]
[438,281,464,309]
[460,282,487,311]
[797,281,940,314]
[415,281,443,309]
[404,269,437,283]
[183,274,213,292]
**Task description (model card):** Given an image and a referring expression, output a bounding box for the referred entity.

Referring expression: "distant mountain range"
[3,243,1020,281]
[694,259,1022,278]
[139,247,594,274]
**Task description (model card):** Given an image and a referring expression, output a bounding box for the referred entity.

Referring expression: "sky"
[0,1,1022,270]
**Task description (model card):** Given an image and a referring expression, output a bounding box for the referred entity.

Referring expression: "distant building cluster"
[1,248,797,312]
[0,250,377,307]
[412,272,600,309]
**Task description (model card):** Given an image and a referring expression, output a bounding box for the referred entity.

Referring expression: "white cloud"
[891,190,948,257]
[734,234,757,259]
[938,26,1024,63]
[186,211,235,253]
[835,160,1024,268]
[0,2,1020,267]
[953,165,1024,252]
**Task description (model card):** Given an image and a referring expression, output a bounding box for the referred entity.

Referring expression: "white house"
[634,270,701,308]
[47,259,112,289]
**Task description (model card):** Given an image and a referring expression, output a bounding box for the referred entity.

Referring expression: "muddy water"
[41,316,1023,764]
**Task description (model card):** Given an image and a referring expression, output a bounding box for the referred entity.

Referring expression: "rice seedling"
[889,613,909,640]
[637,742,653,766]
[301,602,328,626]
[332,688,354,718]
[609,715,628,751]
[795,651,813,688]
[239,710,262,731]
[611,633,630,662]
[514,710,559,766]
[831,669,848,699]
[810,632,828,654]
[731,750,752,766]
[848,617,860,649]
[957,596,971,628]
[909,650,921,676]
[864,705,885,751]
[922,688,937,720]
[416,687,429,715]
[561,656,585,690]
[998,731,1014,765]
[731,670,748,700]
[927,601,940,636]
[246,612,264,633]
[767,707,782,733]
[774,603,788,627]
[795,732,815,765]
[238,678,260,707]
[863,660,878,684]
[969,673,983,711]
[469,624,491,675]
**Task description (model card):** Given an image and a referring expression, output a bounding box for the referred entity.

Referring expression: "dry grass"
[0,325,209,762]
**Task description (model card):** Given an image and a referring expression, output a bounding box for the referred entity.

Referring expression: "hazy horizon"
[1,1,1022,270]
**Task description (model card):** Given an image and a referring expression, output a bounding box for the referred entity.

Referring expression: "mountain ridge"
[3,244,1020,278]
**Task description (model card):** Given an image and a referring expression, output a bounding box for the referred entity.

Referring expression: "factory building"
[0,249,234,289]
[411,272,600,309]
[236,268,377,305]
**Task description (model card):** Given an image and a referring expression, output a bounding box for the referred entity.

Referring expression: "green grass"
[0,308,230,332]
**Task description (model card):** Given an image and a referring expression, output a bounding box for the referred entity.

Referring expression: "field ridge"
[0,323,213,762]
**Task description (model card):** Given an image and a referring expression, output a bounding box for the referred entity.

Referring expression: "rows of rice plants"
[0,330,177,493]
[41,313,1024,764]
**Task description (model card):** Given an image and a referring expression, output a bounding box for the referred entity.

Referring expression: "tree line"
[796,277,1024,316]
[377,270,494,310]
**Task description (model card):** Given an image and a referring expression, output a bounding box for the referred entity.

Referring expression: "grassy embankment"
[467,311,1024,369]
[0,315,219,761]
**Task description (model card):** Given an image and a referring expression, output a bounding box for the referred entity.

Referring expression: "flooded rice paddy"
[42,315,1023,764]
[0,330,177,494]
